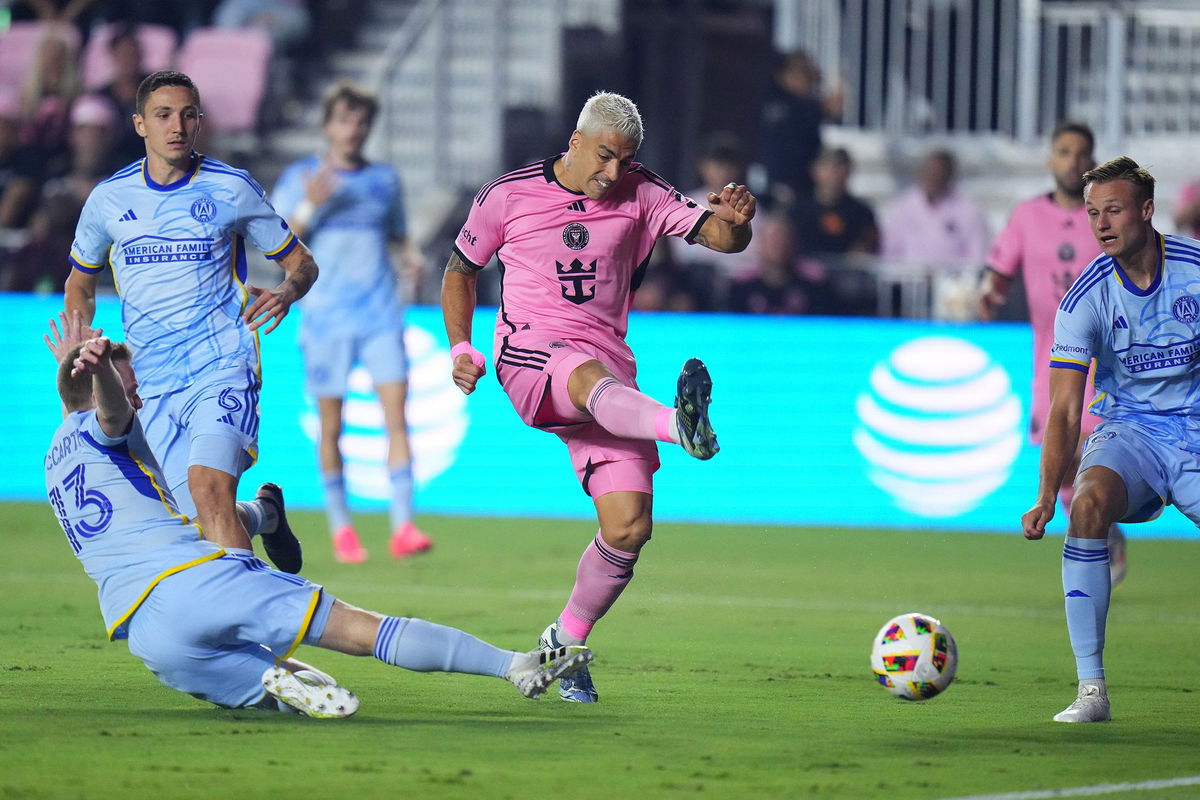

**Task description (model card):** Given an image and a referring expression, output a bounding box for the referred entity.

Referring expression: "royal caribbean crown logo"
[852,337,1023,517]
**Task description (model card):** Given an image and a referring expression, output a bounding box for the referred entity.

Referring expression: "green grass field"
[2,501,1199,799]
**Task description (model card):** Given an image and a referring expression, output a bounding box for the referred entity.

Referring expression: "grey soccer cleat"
[256,482,303,574]
[675,358,719,460]
[262,666,359,719]
[506,645,594,699]
[1053,682,1111,723]
[539,621,599,702]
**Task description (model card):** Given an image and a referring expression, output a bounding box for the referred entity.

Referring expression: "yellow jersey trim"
[262,231,295,258]
[106,549,226,640]
[279,589,323,661]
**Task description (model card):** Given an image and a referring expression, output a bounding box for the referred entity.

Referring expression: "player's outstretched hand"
[70,336,112,377]
[46,310,102,362]
[707,182,757,226]
[1021,501,1055,540]
[451,354,486,395]
[243,284,295,334]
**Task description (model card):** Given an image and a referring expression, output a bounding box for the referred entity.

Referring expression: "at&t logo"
[853,337,1022,517]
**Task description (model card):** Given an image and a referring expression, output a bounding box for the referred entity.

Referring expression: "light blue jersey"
[45,410,223,640]
[69,155,298,398]
[1051,233,1200,453]
[271,156,406,339]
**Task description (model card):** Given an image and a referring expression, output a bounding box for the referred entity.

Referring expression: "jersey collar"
[142,152,203,192]
[1111,233,1164,297]
[543,154,586,196]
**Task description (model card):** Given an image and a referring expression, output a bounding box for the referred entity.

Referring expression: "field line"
[306,580,1200,627]
[939,774,1200,799]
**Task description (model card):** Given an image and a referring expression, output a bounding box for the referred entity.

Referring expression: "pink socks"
[586,377,679,444]
[560,534,639,641]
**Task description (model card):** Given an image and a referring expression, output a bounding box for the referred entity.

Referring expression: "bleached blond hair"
[576,91,643,145]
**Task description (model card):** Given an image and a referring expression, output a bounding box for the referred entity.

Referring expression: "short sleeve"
[68,191,113,274]
[236,176,297,261]
[987,206,1025,278]
[80,409,130,447]
[1050,296,1099,373]
[452,187,505,269]
[636,168,710,243]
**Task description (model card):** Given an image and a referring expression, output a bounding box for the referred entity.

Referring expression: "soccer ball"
[870,612,957,701]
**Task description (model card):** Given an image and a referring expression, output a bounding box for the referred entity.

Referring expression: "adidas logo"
[1065,589,1091,598]
[118,209,138,222]
[567,200,586,212]
[1113,315,1128,329]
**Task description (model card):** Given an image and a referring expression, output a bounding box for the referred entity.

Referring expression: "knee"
[601,512,653,553]
[1067,489,1118,538]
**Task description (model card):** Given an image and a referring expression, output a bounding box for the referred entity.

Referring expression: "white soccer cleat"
[1052,682,1111,723]
[262,666,359,719]
[506,645,594,699]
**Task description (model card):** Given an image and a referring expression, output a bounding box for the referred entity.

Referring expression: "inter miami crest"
[557,258,597,305]
[562,222,589,251]
[1057,243,1075,262]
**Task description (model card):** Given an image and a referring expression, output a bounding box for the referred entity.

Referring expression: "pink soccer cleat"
[389,522,433,559]
[332,525,367,564]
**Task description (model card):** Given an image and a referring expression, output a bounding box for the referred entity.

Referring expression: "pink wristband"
[451,341,486,369]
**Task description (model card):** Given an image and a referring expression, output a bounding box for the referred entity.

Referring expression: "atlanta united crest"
[190,196,218,224]
[1172,295,1199,324]
[562,222,589,251]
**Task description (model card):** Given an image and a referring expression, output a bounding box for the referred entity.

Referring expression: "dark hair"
[816,146,852,166]
[1051,120,1095,153]
[321,81,378,125]
[1083,155,1155,203]
[135,70,199,117]
[699,131,745,167]
[57,342,132,412]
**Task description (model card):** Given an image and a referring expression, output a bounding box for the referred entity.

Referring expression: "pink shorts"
[495,331,659,498]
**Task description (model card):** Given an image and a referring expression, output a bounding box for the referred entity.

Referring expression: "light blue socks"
[1062,536,1110,680]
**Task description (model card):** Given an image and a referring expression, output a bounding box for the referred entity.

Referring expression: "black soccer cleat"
[675,358,719,460]
[256,482,303,574]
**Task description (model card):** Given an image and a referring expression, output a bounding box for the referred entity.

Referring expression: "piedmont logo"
[852,337,1023,517]
[300,326,468,502]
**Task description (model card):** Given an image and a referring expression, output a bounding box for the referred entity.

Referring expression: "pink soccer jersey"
[453,156,711,355]
[987,193,1102,441]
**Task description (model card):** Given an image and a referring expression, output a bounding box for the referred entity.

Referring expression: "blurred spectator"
[0,87,44,230]
[727,213,830,315]
[665,132,755,308]
[41,94,121,207]
[96,23,152,167]
[215,0,310,51]
[20,25,80,165]
[1173,180,1200,238]
[756,50,826,209]
[879,149,990,267]
[632,240,717,313]
[1,193,77,292]
[792,146,879,256]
